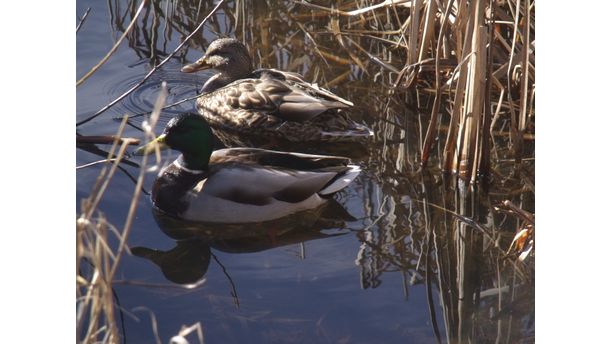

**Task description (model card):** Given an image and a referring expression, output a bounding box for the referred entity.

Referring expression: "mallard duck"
[137,113,361,223]
[181,38,373,143]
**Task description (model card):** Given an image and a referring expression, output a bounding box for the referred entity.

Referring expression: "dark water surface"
[77,1,534,343]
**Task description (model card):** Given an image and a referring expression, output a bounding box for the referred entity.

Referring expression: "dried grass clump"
[77,2,230,340]
[77,85,167,344]
[292,2,535,342]
[296,0,535,183]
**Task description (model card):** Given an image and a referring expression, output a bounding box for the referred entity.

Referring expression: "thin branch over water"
[76,0,226,127]
[77,0,148,87]
[76,7,91,33]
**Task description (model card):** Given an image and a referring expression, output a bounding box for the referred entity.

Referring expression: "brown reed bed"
[286,1,535,342]
[291,0,535,183]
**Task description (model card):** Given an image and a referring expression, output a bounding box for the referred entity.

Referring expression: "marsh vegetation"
[77,0,534,343]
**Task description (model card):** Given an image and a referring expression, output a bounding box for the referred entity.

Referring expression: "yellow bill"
[133,134,168,156]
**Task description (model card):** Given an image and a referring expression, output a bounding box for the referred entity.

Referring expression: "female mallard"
[138,113,361,223]
[181,38,373,143]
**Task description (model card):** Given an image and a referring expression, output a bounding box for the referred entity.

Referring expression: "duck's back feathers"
[205,148,356,202]
[210,147,351,171]
[195,68,373,143]
[319,164,361,195]
[252,68,354,107]
[207,72,349,123]
[181,165,331,223]
[197,164,338,203]
[183,38,372,143]
[171,148,360,223]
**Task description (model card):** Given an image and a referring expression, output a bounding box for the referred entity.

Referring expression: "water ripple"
[106,64,209,119]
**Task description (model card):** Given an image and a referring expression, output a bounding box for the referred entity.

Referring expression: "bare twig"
[76,135,140,146]
[293,0,414,16]
[131,307,162,344]
[76,0,226,127]
[76,158,120,170]
[77,0,148,87]
[108,82,168,280]
[421,0,455,166]
[211,252,240,308]
[76,7,91,33]
[118,92,203,120]
[496,200,534,224]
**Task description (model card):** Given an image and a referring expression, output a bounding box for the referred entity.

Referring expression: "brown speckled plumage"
[181,38,374,143]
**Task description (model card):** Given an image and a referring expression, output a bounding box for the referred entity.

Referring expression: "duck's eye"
[207,50,218,56]
[210,49,230,57]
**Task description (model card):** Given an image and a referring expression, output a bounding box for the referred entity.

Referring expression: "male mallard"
[181,38,373,143]
[138,113,361,223]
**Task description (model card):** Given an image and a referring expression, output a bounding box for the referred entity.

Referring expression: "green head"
[136,113,214,170]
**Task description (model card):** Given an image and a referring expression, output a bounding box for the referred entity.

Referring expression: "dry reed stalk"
[455,0,482,181]
[171,322,205,344]
[77,117,131,343]
[295,21,333,68]
[77,0,148,87]
[478,0,495,182]
[76,7,92,33]
[76,136,140,146]
[261,1,535,341]
[407,0,420,66]
[515,0,532,165]
[418,0,437,62]
[421,0,455,165]
[77,83,167,343]
[323,69,352,88]
[468,23,487,183]
[294,0,413,17]
[442,36,471,173]
[504,0,522,149]
[81,118,133,220]
[109,83,167,281]
[294,0,535,180]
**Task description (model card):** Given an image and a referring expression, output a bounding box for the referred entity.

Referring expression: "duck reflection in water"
[131,200,353,285]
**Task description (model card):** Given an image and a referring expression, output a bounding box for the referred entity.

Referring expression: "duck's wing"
[210,147,351,171]
[178,149,361,222]
[194,148,358,205]
[199,164,337,205]
[218,71,350,123]
[253,68,354,107]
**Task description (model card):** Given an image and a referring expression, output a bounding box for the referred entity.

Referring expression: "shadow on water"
[77,0,534,342]
[131,204,353,285]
